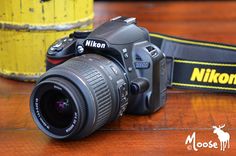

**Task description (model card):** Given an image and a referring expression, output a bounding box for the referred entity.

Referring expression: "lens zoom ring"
[83,68,112,129]
[62,60,112,131]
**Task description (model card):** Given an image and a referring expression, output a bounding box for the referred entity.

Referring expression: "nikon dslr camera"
[30,17,167,139]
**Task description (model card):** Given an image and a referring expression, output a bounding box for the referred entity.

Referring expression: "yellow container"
[0,0,94,81]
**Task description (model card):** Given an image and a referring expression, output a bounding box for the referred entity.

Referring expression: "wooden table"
[0,1,236,156]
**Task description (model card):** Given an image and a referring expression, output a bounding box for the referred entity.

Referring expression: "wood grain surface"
[1,1,236,156]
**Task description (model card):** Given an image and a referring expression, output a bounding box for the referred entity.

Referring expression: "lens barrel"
[30,54,128,139]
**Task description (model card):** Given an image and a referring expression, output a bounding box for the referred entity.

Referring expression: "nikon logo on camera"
[84,39,107,49]
[190,68,236,85]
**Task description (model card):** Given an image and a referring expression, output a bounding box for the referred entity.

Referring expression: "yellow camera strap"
[150,33,236,93]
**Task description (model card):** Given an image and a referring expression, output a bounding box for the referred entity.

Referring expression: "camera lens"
[30,54,128,139]
[30,77,86,139]
[40,90,73,129]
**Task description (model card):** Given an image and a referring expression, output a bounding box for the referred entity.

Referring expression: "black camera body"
[30,17,167,139]
[47,17,167,114]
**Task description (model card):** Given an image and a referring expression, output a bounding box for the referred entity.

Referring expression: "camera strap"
[150,33,236,93]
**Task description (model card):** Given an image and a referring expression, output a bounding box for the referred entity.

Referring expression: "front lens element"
[40,90,74,129]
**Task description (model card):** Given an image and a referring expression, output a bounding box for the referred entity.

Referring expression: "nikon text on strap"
[150,33,236,93]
